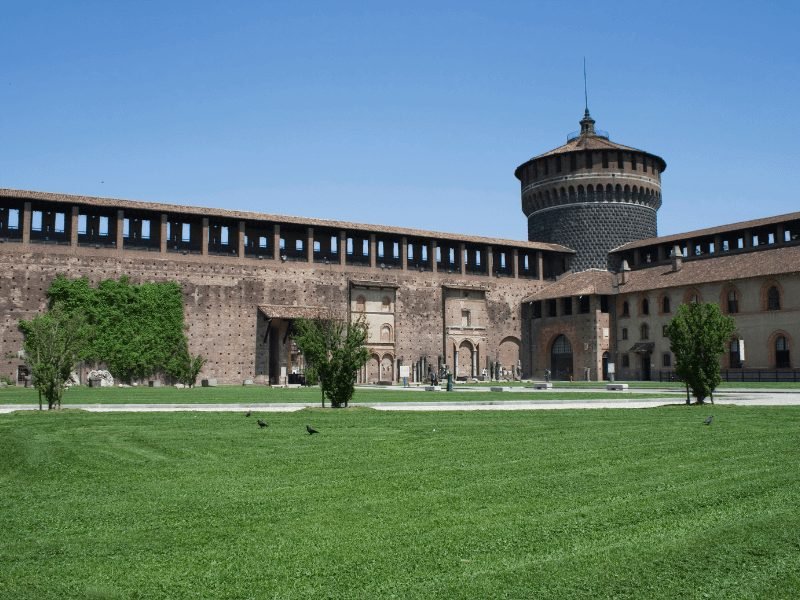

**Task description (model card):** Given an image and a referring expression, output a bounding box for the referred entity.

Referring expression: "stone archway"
[498,336,521,378]
[366,353,380,383]
[380,354,394,382]
[550,334,573,380]
[458,340,474,379]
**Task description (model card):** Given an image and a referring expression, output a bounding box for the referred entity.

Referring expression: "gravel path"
[2,391,799,413]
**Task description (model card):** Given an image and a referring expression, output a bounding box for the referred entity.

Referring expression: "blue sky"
[2,1,799,240]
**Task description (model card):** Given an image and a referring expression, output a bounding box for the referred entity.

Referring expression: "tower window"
[585,151,592,169]
[767,286,781,311]
[602,151,608,168]
[727,290,739,314]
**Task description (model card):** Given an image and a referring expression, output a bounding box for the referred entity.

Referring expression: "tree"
[19,304,90,410]
[167,350,207,388]
[293,316,369,408]
[665,302,736,405]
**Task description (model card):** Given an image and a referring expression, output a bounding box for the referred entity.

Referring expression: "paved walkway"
[2,390,799,413]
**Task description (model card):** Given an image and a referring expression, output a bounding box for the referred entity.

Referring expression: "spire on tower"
[579,58,596,136]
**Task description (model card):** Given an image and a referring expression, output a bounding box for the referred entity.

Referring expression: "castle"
[1,110,797,384]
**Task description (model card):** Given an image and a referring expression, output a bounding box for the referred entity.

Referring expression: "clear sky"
[2,1,799,241]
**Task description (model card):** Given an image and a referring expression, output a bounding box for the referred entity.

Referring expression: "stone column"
[512,248,519,278]
[201,218,209,256]
[116,210,124,253]
[238,221,246,258]
[454,350,459,378]
[471,349,477,378]
[70,206,79,247]
[633,248,641,266]
[776,225,785,245]
[339,231,347,266]
[307,227,314,263]
[370,233,377,268]
[486,246,493,276]
[159,214,168,253]
[401,236,408,270]
[429,240,437,272]
[537,251,544,280]
[459,243,466,275]
[273,224,281,260]
[22,202,31,244]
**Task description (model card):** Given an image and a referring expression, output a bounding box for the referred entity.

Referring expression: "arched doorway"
[602,351,610,381]
[550,335,573,380]
[499,336,521,378]
[458,340,474,379]
[380,354,394,382]
[366,354,380,383]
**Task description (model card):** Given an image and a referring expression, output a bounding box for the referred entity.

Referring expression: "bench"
[531,382,553,390]
[606,383,629,391]
[490,386,512,392]
[424,386,441,391]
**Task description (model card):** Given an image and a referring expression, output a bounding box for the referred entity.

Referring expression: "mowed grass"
[0,385,676,405]
[1,407,799,599]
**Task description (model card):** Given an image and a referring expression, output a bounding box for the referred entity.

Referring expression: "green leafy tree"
[19,304,90,410]
[293,316,369,408]
[167,350,207,388]
[665,302,736,405]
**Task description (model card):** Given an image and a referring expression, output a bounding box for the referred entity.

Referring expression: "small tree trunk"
[38,390,42,411]
[685,383,690,405]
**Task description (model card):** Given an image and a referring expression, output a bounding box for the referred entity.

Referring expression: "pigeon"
[306,424,319,435]
[703,415,713,426]
[258,419,268,429]
[245,410,251,417]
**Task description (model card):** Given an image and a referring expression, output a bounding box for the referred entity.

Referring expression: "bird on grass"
[245,410,251,417]
[258,419,268,429]
[306,424,319,435]
[704,415,714,426]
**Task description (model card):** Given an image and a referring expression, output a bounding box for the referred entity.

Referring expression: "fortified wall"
[0,189,573,385]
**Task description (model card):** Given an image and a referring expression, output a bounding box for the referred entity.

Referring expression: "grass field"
[1,406,799,599]
[0,386,679,405]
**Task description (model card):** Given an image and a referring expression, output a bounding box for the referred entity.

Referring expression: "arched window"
[727,289,739,314]
[661,296,671,314]
[640,323,650,340]
[767,286,781,311]
[622,301,630,317]
[355,295,366,312]
[641,298,649,315]
[380,324,392,343]
[776,336,790,368]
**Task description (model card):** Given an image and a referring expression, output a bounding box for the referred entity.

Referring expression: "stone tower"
[515,110,667,271]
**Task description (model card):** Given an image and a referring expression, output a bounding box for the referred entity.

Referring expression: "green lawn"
[0,386,678,405]
[1,407,798,599]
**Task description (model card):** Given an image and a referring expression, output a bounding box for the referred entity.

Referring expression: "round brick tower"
[515,110,667,271]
